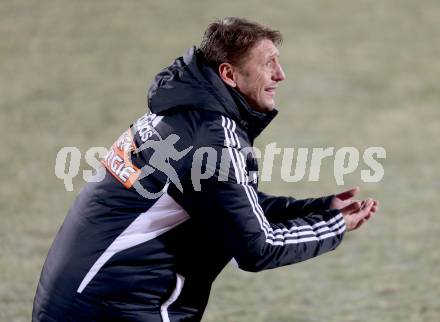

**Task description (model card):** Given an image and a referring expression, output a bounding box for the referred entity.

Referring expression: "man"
[33,17,378,321]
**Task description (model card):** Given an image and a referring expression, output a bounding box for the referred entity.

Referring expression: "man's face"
[233,39,286,113]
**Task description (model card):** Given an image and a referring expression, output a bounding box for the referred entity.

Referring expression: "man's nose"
[273,63,286,82]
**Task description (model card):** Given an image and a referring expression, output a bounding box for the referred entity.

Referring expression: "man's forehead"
[253,39,280,58]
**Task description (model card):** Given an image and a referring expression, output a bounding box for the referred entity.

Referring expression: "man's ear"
[218,63,237,87]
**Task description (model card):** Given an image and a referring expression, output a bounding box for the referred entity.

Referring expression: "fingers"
[340,200,362,214]
[371,200,379,213]
[365,200,379,217]
[342,199,376,231]
[355,198,374,220]
[361,199,379,214]
[336,186,360,201]
[342,198,379,231]
[368,200,379,218]
[353,199,374,223]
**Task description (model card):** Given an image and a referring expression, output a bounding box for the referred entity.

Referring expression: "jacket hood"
[147,47,278,139]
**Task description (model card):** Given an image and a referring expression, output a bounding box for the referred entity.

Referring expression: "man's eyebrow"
[267,52,280,60]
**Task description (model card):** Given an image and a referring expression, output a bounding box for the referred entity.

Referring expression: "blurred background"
[1,0,439,321]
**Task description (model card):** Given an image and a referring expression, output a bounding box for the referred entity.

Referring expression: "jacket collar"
[226,86,278,140]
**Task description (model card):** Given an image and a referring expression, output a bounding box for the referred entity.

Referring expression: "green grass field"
[1,0,439,321]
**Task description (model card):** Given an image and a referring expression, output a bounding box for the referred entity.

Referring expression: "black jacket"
[33,47,345,322]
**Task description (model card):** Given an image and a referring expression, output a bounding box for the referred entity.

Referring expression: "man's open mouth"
[265,87,277,95]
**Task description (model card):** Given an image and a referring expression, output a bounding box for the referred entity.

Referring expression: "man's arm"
[185,170,347,272]
[185,173,376,271]
[258,187,368,222]
[257,191,335,222]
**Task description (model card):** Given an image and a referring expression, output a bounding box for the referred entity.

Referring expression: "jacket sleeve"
[183,117,346,272]
[257,191,335,222]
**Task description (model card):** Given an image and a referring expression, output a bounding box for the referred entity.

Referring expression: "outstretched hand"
[330,187,379,231]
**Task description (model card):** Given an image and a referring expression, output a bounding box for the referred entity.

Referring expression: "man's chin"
[262,101,276,112]
[250,99,276,113]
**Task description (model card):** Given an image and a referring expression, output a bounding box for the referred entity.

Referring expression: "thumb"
[336,186,360,201]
